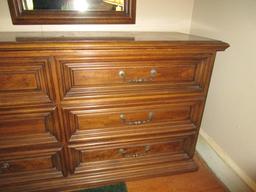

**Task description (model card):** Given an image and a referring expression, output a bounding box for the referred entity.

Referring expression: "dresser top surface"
[0,32,219,42]
[0,32,229,51]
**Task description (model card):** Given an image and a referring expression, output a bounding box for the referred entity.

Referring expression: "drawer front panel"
[80,140,184,163]
[71,64,196,86]
[69,133,195,174]
[0,57,54,106]
[63,101,203,141]
[0,117,46,137]
[0,156,55,174]
[56,57,208,100]
[0,72,37,91]
[0,150,64,186]
[0,107,62,148]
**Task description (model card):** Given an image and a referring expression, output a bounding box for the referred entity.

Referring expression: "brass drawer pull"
[0,162,10,173]
[119,69,157,83]
[120,112,154,125]
[118,145,151,158]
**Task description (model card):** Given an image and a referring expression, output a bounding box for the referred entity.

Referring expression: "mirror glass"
[22,0,125,12]
[8,0,135,24]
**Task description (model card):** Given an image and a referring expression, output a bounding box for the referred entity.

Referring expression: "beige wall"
[0,0,194,32]
[191,0,256,181]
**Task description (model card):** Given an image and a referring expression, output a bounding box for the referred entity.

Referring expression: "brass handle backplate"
[119,69,157,83]
[120,112,154,125]
[0,162,10,173]
[118,145,151,158]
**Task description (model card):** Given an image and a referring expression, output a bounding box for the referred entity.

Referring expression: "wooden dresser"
[0,32,228,192]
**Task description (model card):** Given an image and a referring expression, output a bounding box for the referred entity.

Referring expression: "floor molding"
[197,130,256,192]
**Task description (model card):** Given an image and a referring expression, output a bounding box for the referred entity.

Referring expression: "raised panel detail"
[80,141,184,163]
[56,57,207,100]
[0,118,46,137]
[0,72,38,91]
[71,64,196,86]
[63,101,203,142]
[0,58,54,106]
[68,133,195,174]
[1,156,54,174]
[0,149,64,186]
[0,107,61,149]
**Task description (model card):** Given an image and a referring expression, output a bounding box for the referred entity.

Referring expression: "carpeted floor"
[78,183,127,192]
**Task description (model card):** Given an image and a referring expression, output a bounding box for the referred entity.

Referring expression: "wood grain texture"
[0,32,228,192]
[0,107,61,148]
[0,57,55,107]
[68,132,196,174]
[56,57,206,100]
[62,100,203,143]
[0,148,65,188]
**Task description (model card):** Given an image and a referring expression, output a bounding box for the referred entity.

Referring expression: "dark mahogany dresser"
[0,32,229,192]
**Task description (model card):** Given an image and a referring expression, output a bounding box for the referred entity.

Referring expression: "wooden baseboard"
[197,130,256,192]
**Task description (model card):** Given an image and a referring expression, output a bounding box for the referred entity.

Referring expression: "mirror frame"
[8,0,136,24]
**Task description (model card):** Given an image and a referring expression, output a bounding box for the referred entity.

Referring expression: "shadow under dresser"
[0,32,229,192]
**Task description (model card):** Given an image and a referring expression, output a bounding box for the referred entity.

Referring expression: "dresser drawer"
[56,57,208,100]
[69,132,195,174]
[63,100,203,142]
[0,107,62,149]
[76,139,185,163]
[0,154,58,175]
[0,57,55,106]
[0,149,64,186]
